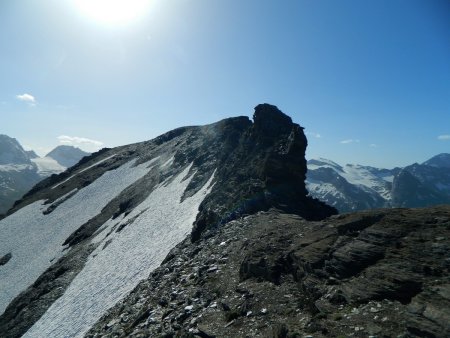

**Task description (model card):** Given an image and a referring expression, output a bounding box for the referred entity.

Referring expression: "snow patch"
[24,165,215,338]
[77,154,117,174]
[50,154,117,189]
[0,158,155,315]
[0,164,35,172]
[31,157,66,176]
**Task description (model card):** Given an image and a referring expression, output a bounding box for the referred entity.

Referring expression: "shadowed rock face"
[0,135,31,165]
[191,103,336,241]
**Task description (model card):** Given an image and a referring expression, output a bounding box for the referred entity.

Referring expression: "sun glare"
[74,0,150,25]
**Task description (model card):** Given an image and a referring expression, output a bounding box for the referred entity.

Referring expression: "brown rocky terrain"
[87,205,450,338]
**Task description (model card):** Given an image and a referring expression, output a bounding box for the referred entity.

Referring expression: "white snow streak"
[0,164,35,172]
[0,159,155,314]
[51,154,120,189]
[24,165,215,338]
[78,154,117,174]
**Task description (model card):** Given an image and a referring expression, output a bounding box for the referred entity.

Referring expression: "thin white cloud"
[305,132,322,138]
[16,93,36,105]
[438,134,450,141]
[57,135,104,149]
[340,139,360,144]
[369,143,378,148]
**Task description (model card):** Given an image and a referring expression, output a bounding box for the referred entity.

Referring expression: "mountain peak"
[252,103,294,137]
[46,145,90,168]
[0,134,31,165]
[423,153,450,168]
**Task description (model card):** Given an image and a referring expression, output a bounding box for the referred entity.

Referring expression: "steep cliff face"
[0,104,335,338]
[191,103,335,241]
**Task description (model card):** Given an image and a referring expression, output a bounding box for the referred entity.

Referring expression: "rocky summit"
[0,104,448,338]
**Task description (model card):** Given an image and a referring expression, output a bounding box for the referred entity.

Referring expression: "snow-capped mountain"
[46,145,90,168]
[0,135,31,165]
[306,155,450,212]
[0,137,90,215]
[391,161,450,208]
[0,135,41,215]
[0,104,335,338]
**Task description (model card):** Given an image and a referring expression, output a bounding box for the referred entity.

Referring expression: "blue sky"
[1,0,449,168]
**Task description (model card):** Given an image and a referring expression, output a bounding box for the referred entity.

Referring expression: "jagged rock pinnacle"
[252,103,294,137]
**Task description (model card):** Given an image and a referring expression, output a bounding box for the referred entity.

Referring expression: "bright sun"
[74,0,150,25]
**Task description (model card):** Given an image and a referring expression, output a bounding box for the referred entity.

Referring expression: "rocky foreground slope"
[86,206,450,338]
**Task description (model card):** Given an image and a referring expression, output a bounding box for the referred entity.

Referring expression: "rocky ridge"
[0,104,335,337]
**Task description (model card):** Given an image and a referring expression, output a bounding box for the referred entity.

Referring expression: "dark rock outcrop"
[191,103,336,241]
[0,253,11,266]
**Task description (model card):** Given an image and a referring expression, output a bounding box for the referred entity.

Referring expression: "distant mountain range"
[306,153,450,212]
[0,135,90,214]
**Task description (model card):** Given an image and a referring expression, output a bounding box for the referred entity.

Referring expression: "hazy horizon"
[2,0,449,168]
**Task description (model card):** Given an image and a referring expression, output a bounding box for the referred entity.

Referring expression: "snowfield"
[24,165,215,338]
[31,157,66,176]
[51,154,117,189]
[307,158,393,200]
[0,158,156,315]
